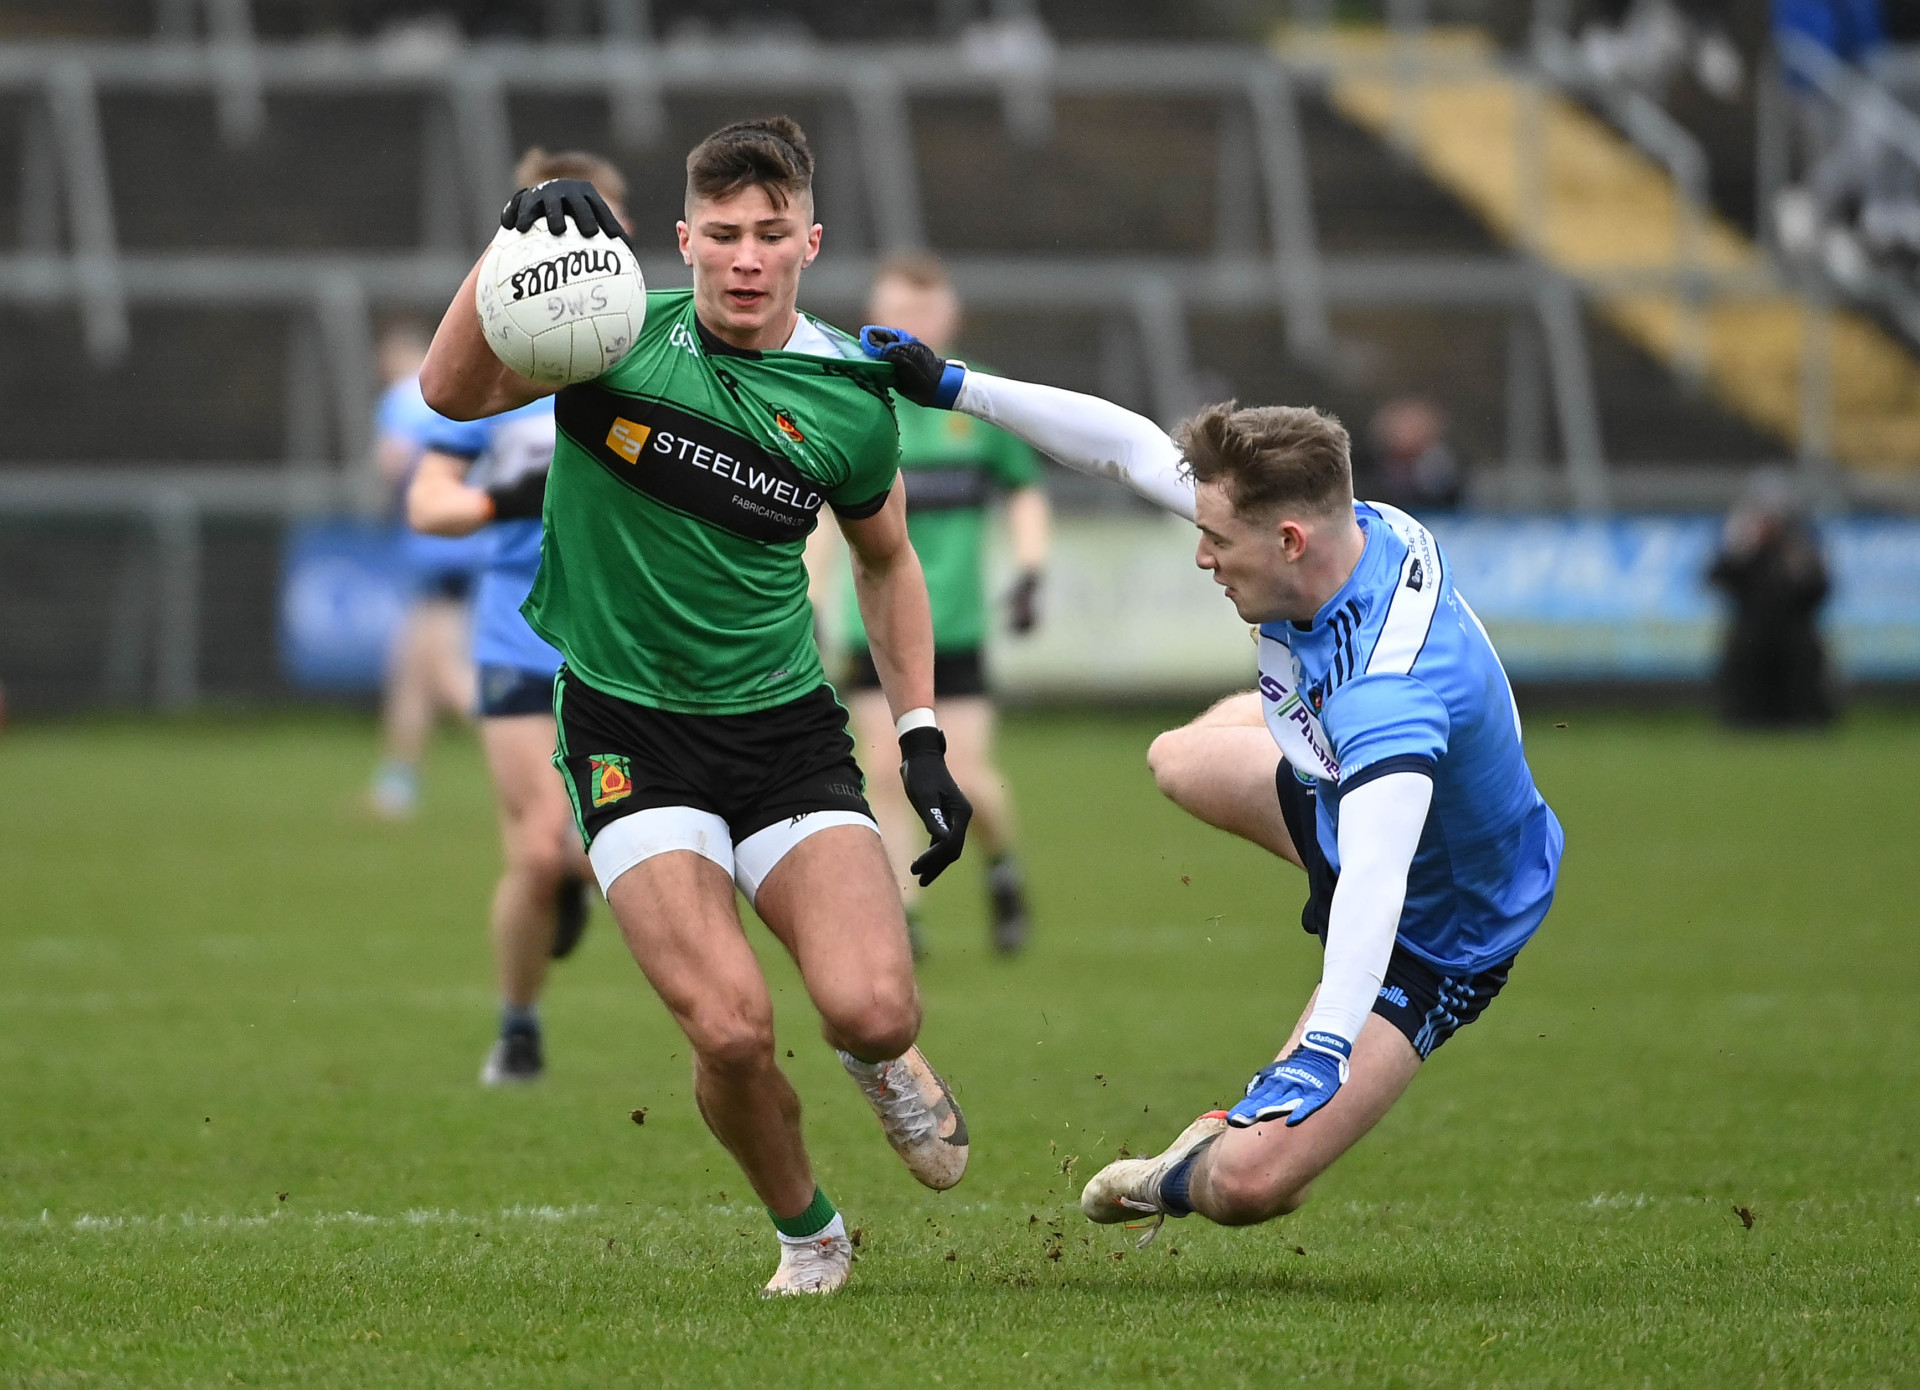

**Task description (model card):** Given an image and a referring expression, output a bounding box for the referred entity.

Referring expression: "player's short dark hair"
[1178,401,1353,520]
[514,147,627,208]
[872,252,951,292]
[685,116,814,211]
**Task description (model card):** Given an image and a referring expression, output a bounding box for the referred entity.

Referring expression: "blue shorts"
[477,664,556,719]
[1274,760,1515,1059]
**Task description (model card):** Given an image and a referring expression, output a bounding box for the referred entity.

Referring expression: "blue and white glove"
[858,326,967,409]
[1227,1031,1352,1129]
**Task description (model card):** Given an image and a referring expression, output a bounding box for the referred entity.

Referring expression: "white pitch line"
[12,1203,606,1234]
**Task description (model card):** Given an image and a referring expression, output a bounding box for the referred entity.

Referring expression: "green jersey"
[842,393,1042,654]
[524,289,900,715]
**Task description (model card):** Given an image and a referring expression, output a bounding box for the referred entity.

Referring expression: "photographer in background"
[1708,474,1835,728]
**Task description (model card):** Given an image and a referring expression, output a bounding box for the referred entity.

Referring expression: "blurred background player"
[1708,472,1835,727]
[810,254,1050,957]
[405,148,625,1084]
[368,321,484,818]
[1356,396,1463,517]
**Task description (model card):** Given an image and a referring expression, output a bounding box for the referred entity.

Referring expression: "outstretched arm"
[858,329,1196,520]
[954,373,1196,521]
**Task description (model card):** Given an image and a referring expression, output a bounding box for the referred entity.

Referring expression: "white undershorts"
[586,805,881,906]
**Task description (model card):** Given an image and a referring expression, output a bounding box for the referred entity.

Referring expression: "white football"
[474,221,645,386]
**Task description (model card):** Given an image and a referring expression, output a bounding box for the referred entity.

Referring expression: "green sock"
[770,1187,837,1239]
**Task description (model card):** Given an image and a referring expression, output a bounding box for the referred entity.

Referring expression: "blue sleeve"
[373,380,407,436]
[418,413,492,460]
[375,377,436,441]
[1323,672,1449,790]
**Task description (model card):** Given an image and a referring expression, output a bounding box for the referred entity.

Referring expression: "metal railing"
[11,21,1920,711]
[0,466,351,709]
[0,33,1618,514]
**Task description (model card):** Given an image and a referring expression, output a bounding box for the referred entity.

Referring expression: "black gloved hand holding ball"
[500,179,636,258]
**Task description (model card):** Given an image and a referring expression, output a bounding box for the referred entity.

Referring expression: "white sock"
[776,1212,847,1246]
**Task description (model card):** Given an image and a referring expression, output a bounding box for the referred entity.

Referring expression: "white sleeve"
[952,370,1196,520]
[1302,770,1434,1046]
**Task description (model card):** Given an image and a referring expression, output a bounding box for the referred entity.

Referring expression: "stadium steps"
[1280,24,1920,477]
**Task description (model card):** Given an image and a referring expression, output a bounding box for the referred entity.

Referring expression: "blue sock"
[1159,1156,1198,1216]
[1159,1137,1217,1217]
[501,1003,539,1037]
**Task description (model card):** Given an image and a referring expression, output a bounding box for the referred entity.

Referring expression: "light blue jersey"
[380,374,492,588]
[419,398,564,678]
[1256,502,1563,975]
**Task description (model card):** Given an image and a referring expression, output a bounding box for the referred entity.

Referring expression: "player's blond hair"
[514,147,628,208]
[1178,401,1353,520]
[872,252,951,293]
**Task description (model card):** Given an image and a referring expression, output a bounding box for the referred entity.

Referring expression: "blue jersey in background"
[378,374,492,592]
[419,398,563,679]
[1257,501,1563,975]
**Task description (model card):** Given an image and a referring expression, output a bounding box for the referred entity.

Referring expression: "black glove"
[1005,569,1041,634]
[898,725,972,886]
[500,179,633,254]
[858,327,966,409]
[485,469,548,521]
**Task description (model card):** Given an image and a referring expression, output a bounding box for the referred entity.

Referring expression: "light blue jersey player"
[419,399,565,710]
[380,372,492,602]
[368,343,489,820]
[410,395,595,1087]
[859,328,1563,1242]
[1254,498,1561,992]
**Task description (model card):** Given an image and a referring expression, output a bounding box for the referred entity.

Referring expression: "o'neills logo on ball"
[508,247,623,302]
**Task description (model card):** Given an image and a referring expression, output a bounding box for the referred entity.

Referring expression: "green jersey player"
[421,116,973,1298]
[810,255,1050,957]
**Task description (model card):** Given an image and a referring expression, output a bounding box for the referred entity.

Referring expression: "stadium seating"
[2,0,1916,711]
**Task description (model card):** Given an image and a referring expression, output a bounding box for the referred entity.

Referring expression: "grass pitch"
[2,706,1917,1387]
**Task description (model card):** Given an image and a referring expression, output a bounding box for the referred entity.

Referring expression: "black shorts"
[415,570,473,603]
[1273,760,1515,1060]
[845,647,987,699]
[552,668,873,846]
[476,663,556,718]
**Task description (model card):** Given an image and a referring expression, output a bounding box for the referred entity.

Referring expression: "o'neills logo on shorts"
[509,247,624,302]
